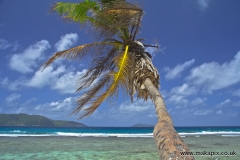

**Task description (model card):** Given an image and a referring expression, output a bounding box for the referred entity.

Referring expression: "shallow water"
[0,136,239,160]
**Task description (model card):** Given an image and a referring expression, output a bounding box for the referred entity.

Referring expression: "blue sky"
[0,0,240,126]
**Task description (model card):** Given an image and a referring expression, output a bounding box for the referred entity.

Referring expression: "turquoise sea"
[0,126,240,160]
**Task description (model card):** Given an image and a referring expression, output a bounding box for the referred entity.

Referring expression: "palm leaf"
[92,1,144,40]
[41,41,117,70]
[101,0,125,4]
[72,73,112,118]
[76,47,119,91]
[53,1,99,24]
[45,0,159,119]
[74,45,135,119]
[53,1,142,40]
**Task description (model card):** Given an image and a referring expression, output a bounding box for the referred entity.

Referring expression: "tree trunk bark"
[144,78,195,160]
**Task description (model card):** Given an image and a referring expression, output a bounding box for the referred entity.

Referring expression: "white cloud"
[52,69,86,94]
[14,97,77,119]
[9,40,50,73]
[5,93,21,105]
[186,51,240,93]
[160,90,168,98]
[170,83,197,96]
[119,100,153,112]
[27,65,86,94]
[220,99,231,106]
[194,109,212,116]
[0,77,27,90]
[34,97,76,112]
[167,83,205,108]
[0,39,11,49]
[232,89,240,96]
[226,112,237,117]
[148,113,157,118]
[2,34,85,93]
[232,101,240,107]
[169,96,206,109]
[168,92,206,108]
[55,33,78,51]
[0,38,20,51]
[216,110,223,115]
[2,63,86,94]
[168,95,189,106]
[6,94,21,102]
[27,65,66,88]
[197,0,211,11]
[50,101,59,106]
[104,99,157,122]
[22,98,37,106]
[216,99,231,108]
[191,97,206,106]
[164,59,195,80]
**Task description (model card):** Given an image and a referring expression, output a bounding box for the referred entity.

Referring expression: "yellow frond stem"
[102,45,129,100]
[115,45,129,82]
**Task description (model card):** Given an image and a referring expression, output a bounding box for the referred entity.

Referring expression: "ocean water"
[0,126,240,160]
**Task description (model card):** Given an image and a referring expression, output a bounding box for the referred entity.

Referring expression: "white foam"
[0,134,19,137]
[56,132,81,137]
[0,133,153,138]
[1,131,240,137]
[10,130,26,133]
[221,135,240,137]
[56,132,153,137]
[0,134,55,137]
[179,131,240,136]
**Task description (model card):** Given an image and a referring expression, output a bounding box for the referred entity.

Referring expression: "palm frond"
[76,86,111,119]
[74,45,135,119]
[53,1,99,24]
[100,0,125,4]
[46,0,161,120]
[72,73,112,118]
[91,1,144,40]
[76,47,119,91]
[41,41,117,70]
[53,1,143,41]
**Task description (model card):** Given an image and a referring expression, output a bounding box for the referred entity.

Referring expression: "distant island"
[0,113,87,127]
[131,123,154,127]
[0,114,155,127]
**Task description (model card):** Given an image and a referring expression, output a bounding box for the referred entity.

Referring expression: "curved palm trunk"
[144,78,195,160]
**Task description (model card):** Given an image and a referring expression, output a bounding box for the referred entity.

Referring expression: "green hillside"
[0,113,86,127]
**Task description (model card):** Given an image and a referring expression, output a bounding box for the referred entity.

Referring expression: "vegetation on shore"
[0,113,87,127]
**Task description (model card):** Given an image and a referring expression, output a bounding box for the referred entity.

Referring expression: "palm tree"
[43,0,194,159]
